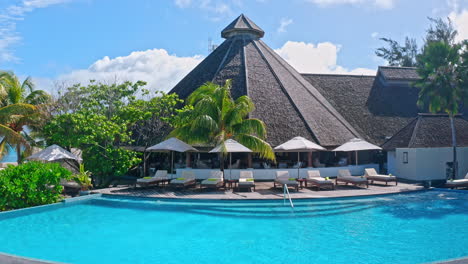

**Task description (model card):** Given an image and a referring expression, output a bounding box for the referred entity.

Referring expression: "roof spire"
[221,14,265,39]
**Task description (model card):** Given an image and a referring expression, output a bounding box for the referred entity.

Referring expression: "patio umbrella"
[209,139,252,180]
[274,137,326,178]
[147,138,198,177]
[26,144,82,162]
[332,138,382,165]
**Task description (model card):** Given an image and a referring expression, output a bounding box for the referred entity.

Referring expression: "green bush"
[0,162,71,211]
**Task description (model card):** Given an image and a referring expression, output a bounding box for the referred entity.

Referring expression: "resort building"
[168,14,468,180]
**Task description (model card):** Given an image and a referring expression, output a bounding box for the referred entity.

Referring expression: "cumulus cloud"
[449,9,468,42]
[0,0,71,63]
[56,49,203,93]
[274,41,376,75]
[307,0,395,9]
[277,17,293,33]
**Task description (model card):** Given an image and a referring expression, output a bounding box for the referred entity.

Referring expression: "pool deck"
[97,181,425,200]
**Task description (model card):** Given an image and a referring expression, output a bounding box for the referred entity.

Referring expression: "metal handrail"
[283,184,294,208]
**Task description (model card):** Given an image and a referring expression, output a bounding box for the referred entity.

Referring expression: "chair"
[274,171,299,191]
[305,170,334,190]
[364,168,397,186]
[336,169,368,188]
[445,173,468,189]
[136,170,169,188]
[200,170,224,190]
[238,171,255,191]
[170,170,197,188]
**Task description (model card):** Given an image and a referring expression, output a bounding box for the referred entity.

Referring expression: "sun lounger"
[136,170,169,187]
[170,170,197,188]
[336,169,368,188]
[274,171,299,191]
[445,173,468,189]
[238,171,255,191]
[200,170,224,190]
[364,168,397,185]
[305,170,334,190]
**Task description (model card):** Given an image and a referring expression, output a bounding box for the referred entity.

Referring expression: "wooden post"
[307,152,313,167]
[247,153,252,168]
[186,152,191,168]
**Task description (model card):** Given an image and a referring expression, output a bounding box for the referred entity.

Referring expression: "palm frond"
[232,118,267,139]
[234,134,275,161]
[25,90,51,105]
[0,103,37,124]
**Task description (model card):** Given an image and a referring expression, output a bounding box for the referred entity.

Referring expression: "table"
[226,180,238,190]
[296,178,307,189]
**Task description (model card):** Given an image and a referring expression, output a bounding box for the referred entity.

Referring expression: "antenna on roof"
[208,38,218,53]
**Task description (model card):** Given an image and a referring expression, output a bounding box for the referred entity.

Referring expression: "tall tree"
[170,80,275,162]
[376,17,459,67]
[416,41,466,180]
[0,71,51,162]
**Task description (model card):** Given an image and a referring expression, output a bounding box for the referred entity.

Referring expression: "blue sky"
[0,0,467,92]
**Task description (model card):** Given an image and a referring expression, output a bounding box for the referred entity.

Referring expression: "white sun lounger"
[364,168,397,185]
[274,171,299,191]
[336,169,368,188]
[136,170,168,187]
[445,173,468,189]
[170,170,196,188]
[238,171,255,191]
[200,170,224,190]
[305,170,334,190]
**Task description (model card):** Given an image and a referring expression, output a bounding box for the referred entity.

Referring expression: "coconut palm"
[170,80,275,161]
[416,41,466,180]
[0,71,51,162]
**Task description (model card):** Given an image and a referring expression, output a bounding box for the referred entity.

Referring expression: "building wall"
[390,147,468,181]
[387,151,396,175]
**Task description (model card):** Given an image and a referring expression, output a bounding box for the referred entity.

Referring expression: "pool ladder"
[283,184,294,208]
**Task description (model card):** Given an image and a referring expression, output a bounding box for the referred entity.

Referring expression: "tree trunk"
[450,115,458,180]
[16,144,21,164]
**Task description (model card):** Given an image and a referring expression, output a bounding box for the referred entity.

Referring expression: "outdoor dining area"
[134,136,397,193]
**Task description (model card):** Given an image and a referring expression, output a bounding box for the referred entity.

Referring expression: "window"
[403,152,408,163]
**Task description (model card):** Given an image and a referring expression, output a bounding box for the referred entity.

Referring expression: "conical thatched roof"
[170,14,360,147]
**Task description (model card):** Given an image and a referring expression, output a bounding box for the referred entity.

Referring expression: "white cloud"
[55,49,203,93]
[277,17,293,33]
[174,0,192,8]
[371,32,379,39]
[274,41,376,75]
[0,0,71,63]
[307,0,395,9]
[449,9,468,42]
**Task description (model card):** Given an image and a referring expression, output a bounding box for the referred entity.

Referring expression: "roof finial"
[221,14,265,39]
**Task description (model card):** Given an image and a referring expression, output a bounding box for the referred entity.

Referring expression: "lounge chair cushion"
[171,178,195,185]
[201,179,222,185]
[446,179,468,186]
[275,178,298,185]
[365,168,396,180]
[307,177,333,184]
[338,175,367,183]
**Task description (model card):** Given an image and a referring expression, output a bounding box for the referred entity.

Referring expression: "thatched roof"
[302,73,421,145]
[170,15,360,147]
[378,66,420,81]
[382,114,468,150]
[221,14,264,39]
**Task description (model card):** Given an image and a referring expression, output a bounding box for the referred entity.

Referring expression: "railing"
[283,184,294,208]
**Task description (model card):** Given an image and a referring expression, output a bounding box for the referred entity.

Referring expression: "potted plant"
[74,164,93,196]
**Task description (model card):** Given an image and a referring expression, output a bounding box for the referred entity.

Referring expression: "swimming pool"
[0,190,467,264]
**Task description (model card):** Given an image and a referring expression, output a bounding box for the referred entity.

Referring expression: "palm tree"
[416,41,465,180]
[0,71,51,163]
[170,80,275,162]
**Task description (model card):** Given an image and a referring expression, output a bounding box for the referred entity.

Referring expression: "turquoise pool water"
[0,191,467,264]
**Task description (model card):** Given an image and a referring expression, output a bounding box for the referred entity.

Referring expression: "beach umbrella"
[274,137,326,178]
[26,144,82,162]
[147,138,198,177]
[209,139,252,180]
[332,138,382,165]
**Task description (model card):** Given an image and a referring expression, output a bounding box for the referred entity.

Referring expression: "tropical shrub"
[0,162,71,211]
[73,164,92,191]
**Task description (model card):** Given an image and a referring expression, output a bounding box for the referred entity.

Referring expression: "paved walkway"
[97,181,424,200]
